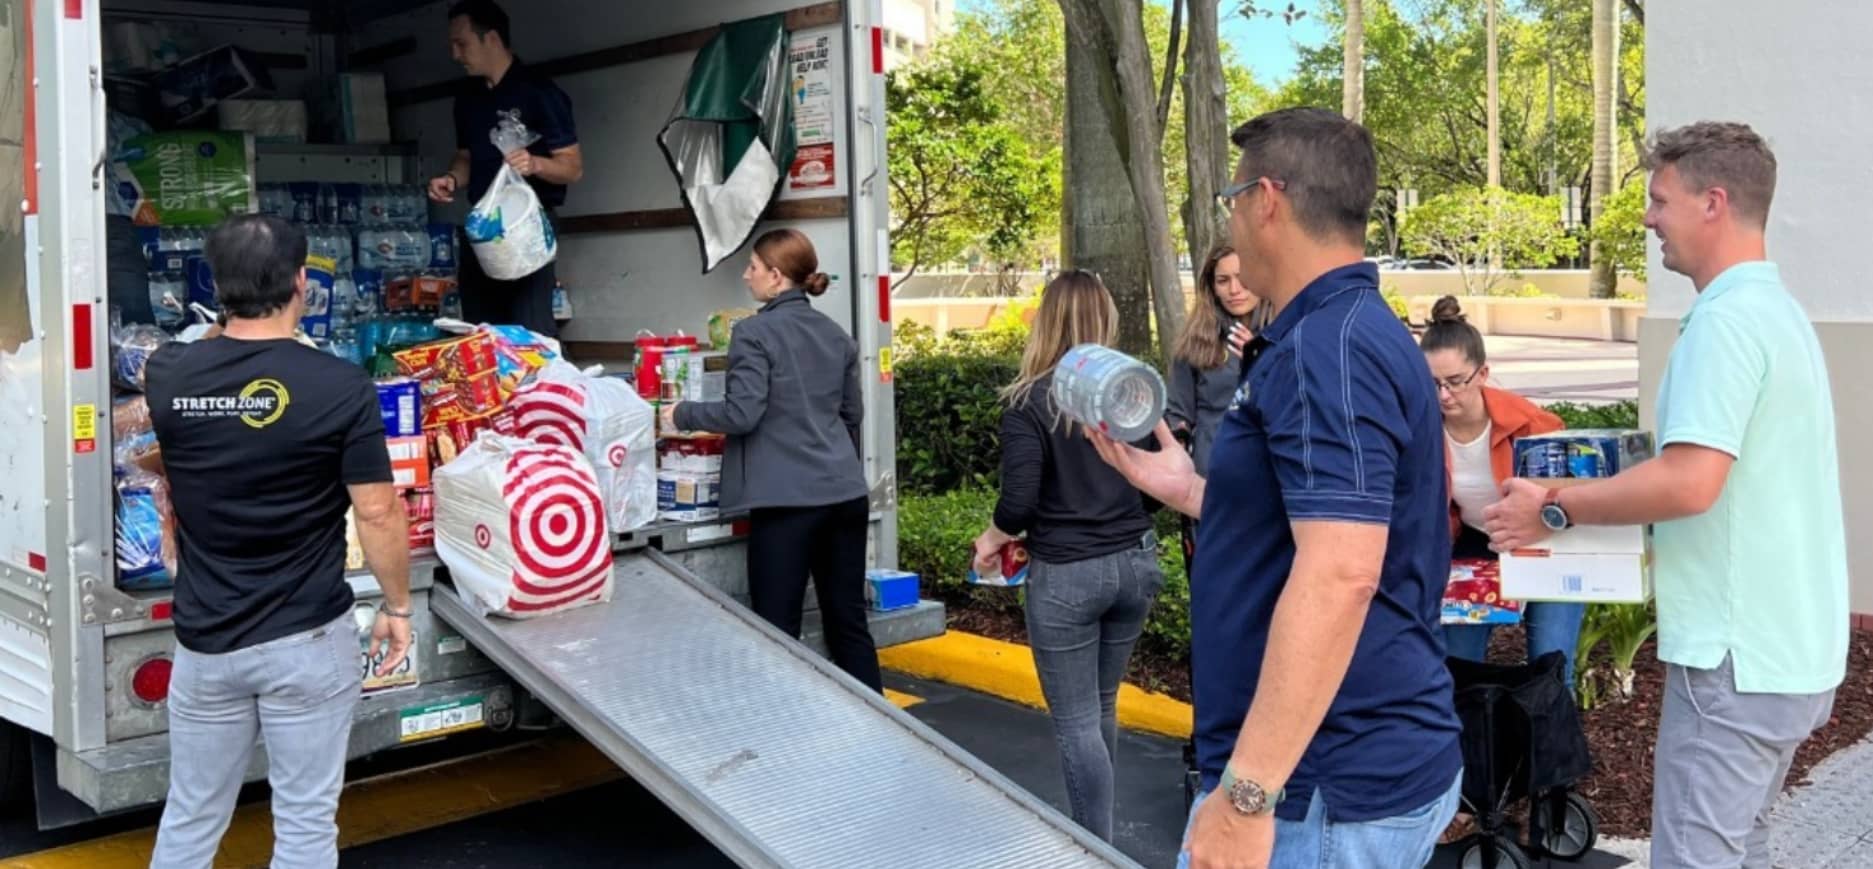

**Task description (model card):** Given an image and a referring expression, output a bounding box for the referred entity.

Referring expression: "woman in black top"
[1166,244,1272,476]
[970,270,1164,843]
[665,229,881,692]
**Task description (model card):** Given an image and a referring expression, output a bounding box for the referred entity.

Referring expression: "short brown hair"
[1229,107,1377,246]
[752,228,831,296]
[1643,122,1778,226]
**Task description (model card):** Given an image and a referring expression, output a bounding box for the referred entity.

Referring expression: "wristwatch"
[1540,488,1573,532]
[1218,764,1282,816]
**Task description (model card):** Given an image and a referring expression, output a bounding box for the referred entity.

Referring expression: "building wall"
[881,0,952,70]
[1647,0,1873,613]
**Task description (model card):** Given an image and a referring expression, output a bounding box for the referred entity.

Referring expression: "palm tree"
[1588,0,1617,298]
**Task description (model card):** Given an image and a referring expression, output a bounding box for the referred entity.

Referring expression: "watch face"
[1228,777,1268,814]
[1541,503,1569,531]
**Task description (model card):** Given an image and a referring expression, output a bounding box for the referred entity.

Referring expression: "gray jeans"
[1651,654,1835,869]
[1024,534,1165,842]
[152,613,362,869]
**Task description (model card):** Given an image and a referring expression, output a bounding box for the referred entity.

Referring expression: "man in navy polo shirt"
[1092,107,1461,868]
[426,0,582,336]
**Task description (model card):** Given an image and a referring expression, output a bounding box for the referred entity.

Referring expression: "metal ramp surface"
[431,550,1140,869]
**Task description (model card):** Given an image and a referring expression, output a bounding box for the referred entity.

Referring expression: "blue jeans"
[1024,535,1164,842]
[1444,601,1587,687]
[1178,772,1462,869]
[152,614,362,869]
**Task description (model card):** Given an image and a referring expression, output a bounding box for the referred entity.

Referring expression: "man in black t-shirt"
[426,0,582,337]
[146,215,413,868]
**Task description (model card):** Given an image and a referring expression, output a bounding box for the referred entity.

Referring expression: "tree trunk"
[1182,0,1229,273]
[1485,0,1500,188]
[1342,0,1365,123]
[1588,0,1618,298]
[1059,0,1187,360]
[1063,25,1153,357]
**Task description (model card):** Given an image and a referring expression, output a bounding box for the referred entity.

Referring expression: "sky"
[951,0,1334,87]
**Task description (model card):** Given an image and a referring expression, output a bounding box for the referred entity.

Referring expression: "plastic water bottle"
[1050,344,1168,443]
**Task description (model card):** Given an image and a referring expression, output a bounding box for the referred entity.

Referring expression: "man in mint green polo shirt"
[1484,121,1847,869]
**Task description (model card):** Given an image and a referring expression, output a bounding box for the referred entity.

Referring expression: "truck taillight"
[132,657,173,704]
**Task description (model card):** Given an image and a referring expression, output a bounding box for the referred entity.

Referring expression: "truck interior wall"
[368,0,860,343]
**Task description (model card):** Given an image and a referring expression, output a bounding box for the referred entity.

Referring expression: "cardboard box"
[1502,548,1653,603]
[387,435,431,490]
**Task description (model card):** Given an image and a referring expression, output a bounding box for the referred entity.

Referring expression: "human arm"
[840,343,863,456]
[672,330,770,436]
[975,403,1043,574]
[1484,311,1754,550]
[428,149,472,203]
[339,383,410,676]
[505,144,584,185]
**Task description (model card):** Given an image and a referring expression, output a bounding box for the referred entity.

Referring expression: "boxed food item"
[404,488,435,550]
[428,412,518,469]
[153,44,272,125]
[112,131,258,226]
[707,308,756,348]
[481,325,558,395]
[1441,558,1521,625]
[433,435,614,618]
[217,99,308,143]
[377,379,422,438]
[1512,429,1654,480]
[656,472,719,523]
[387,435,431,490]
[393,333,504,429]
[1501,547,1652,604]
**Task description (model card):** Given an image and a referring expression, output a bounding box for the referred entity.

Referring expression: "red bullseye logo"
[509,381,589,451]
[502,443,612,612]
[473,524,492,549]
[607,443,627,468]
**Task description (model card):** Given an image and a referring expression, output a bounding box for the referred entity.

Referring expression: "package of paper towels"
[217,99,307,143]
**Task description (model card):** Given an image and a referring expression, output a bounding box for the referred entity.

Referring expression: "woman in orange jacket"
[1420,297,1585,686]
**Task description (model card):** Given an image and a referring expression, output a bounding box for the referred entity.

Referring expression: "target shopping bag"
[506,360,658,532]
[433,434,614,618]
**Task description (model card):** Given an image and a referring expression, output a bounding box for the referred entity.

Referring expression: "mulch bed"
[933,592,1873,839]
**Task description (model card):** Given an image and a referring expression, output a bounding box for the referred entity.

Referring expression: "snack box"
[1512,429,1654,480]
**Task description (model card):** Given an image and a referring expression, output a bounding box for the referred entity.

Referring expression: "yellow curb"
[883,688,924,709]
[880,630,1193,740]
[1,735,621,869]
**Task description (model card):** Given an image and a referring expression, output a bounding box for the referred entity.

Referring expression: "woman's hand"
[972,527,1012,577]
[659,402,680,435]
[1227,322,1253,356]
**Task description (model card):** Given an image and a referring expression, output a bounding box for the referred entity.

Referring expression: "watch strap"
[1219,764,1283,815]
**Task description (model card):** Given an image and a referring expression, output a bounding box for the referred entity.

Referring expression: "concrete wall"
[892,269,1646,301]
[1647,1,1873,614]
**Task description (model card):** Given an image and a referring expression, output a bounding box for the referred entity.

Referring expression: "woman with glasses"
[1421,296,1579,676]
[1167,245,1273,476]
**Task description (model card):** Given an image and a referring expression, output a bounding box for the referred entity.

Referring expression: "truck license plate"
[361,630,419,695]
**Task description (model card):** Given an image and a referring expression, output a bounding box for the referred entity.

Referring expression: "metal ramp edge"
[430,550,1141,869]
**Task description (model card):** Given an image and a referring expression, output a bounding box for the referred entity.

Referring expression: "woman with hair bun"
[1421,295,1579,677]
[664,228,882,692]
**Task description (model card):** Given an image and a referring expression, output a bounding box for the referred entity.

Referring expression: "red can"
[634,333,668,400]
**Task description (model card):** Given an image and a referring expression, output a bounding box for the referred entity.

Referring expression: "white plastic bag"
[433,433,614,618]
[464,110,557,280]
[506,360,658,532]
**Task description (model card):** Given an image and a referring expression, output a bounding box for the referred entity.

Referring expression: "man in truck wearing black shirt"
[145,215,414,869]
[426,0,583,337]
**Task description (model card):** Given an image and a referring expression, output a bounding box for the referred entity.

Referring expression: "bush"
[893,322,1023,494]
[1545,400,1639,430]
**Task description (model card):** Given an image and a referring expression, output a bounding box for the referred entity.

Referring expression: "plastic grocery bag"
[433,434,614,619]
[115,470,177,590]
[464,110,557,280]
[112,323,170,392]
[506,360,657,532]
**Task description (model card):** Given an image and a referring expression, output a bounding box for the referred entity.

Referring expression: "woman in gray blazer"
[663,229,882,692]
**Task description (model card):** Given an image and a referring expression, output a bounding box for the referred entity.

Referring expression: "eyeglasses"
[1215,176,1288,218]
[1436,367,1483,393]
